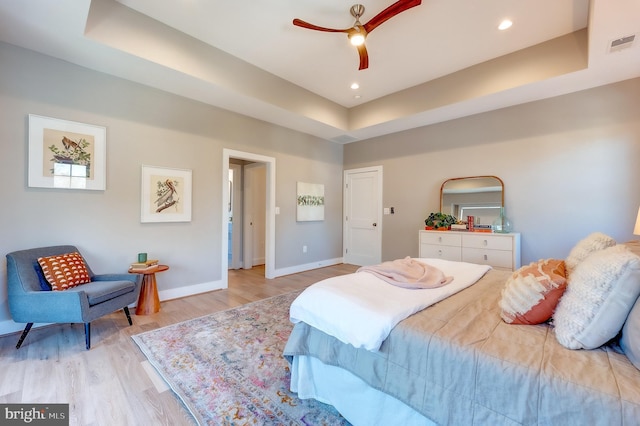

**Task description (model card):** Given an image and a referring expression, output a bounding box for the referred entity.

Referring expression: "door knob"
[373,223,377,227]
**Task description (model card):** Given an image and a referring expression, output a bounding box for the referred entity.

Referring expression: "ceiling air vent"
[330,134,359,144]
[609,34,636,53]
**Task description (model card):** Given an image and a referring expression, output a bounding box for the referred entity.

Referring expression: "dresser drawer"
[419,230,520,271]
[420,231,462,247]
[462,248,513,269]
[462,234,513,251]
[420,244,462,261]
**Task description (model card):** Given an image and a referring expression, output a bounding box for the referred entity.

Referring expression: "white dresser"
[419,230,521,271]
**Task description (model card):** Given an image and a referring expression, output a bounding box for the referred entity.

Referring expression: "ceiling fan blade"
[363,0,422,33]
[292,18,350,33]
[357,43,369,70]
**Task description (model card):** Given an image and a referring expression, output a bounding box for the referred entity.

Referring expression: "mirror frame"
[440,175,504,213]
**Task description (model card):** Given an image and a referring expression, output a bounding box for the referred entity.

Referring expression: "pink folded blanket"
[357,257,453,289]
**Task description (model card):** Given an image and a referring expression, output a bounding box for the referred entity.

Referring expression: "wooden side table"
[129,265,169,315]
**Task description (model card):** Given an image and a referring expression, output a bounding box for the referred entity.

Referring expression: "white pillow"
[565,232,616,275]
[554,245,640,350]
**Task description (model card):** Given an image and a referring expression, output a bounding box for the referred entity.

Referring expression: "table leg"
[136,272,161,315]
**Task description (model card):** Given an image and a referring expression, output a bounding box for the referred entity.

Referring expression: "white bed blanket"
[289,258,491,351]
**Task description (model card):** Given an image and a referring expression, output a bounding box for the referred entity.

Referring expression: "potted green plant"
[425,212,457,230]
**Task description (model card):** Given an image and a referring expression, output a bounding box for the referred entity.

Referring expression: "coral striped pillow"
[37,252,91,291]
[499,259,567,325]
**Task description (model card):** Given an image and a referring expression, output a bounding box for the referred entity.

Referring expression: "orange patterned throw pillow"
[38,252,91,291]
[499,259,568,325]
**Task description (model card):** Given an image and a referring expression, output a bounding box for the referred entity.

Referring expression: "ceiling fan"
[293,0,422,70]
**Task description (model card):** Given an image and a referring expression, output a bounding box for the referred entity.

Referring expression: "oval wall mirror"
[440,176,504,227]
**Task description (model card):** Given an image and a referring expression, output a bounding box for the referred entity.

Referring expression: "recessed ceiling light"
[350,83,360,90]
[498,19,513,31]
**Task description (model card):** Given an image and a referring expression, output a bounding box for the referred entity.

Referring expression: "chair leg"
[123,306,133,326]
[16,323,34,349]
[84,323,91,350]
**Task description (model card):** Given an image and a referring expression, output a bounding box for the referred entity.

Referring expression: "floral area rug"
[132,291,349,426]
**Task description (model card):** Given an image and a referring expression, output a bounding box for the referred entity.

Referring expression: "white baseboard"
[273,257,344,277]
[157,279,225,301]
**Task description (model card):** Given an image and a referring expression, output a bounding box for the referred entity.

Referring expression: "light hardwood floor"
[0,263,358,426]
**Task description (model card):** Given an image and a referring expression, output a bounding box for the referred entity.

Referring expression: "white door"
[243,168,254,270]
[343,166,382,266]
[228,163,243,269]
[243,163,266,269]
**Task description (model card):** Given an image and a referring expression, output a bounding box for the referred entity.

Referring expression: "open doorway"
[221,149,276,288]
[227,161,266,270]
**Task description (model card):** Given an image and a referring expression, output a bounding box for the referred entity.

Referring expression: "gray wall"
[0,42,344,328]
[344,78,640,264]
[2,39,640,332]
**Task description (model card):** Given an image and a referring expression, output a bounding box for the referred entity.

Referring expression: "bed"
[283,237,640,425]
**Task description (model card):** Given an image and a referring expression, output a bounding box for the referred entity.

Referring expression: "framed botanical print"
[296,182,325,221]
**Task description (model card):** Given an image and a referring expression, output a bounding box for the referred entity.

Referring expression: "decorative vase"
[492,207,513,233]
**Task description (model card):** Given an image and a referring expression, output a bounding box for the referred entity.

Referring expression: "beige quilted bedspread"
[284,269,640,425]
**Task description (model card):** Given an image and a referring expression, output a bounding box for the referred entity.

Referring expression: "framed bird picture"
[28,114,106,190]
[141,165,192,223]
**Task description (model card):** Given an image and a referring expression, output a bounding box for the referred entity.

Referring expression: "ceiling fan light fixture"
[292,1,422,71]
[348,23,367,46]
[349,32,366,46]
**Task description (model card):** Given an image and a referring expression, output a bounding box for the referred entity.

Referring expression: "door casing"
[222,149,276,286]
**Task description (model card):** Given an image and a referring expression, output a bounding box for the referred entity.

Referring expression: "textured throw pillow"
[499,259,567,325]
[620,296,640,370]
[554,245,640,350]
[37,252,91,291]
[565,232,616,275]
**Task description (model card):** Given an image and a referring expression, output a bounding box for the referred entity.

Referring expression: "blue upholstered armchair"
[6,245,142,350]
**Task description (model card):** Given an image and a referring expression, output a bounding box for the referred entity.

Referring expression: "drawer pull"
[438,249,442,256]
[438,236,442,243]
[483,239,488,246]
[484,254,488,261]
